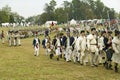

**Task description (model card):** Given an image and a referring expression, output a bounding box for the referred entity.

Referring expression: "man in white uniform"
[74,32,81,63]
[65,32,74,62]
[55,34,61,61]
[8,31,12,46]
[112,30,120,72]
[98,31,106,65]
[87,28,99,67]
[17,31,21,46]
[79,30,88,65]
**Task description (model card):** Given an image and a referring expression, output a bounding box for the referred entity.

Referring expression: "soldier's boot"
[76,57,78,62]
[108,64,113,70]
[103,62,106,67]
[50,54,53,59]
[114,64,118,73]
[57,56,60,61]
[105,62,109,69]
[57,57,59,61]
[64,54,66,60]
[60,54,62,58]
[108,62,113,70]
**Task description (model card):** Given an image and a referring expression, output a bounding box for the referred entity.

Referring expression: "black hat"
[101,31,106,35]
[81,30,85,33]
[91,28,96,31]
[115,30,120,36]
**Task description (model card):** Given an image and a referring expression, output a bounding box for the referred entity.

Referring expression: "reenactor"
[79,30,88,65]
[65,31,75,62]
[55,33,62,61]
[32,34,40,56]
[8,31,12,46]
[98,31,106,65]
[87,28,99,67]
[74,31,81,63]
[61,33,67,60]
[1,30,5,44]
[112,30,120,72]
[17,31,21,46]
[103,31,114,70]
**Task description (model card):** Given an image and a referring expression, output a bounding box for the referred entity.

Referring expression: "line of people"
[40,28,120,73]
[7,30,21,46]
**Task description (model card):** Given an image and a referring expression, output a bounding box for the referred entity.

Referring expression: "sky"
[0,0,120,18]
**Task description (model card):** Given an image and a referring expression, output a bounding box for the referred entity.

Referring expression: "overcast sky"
[0,0,120,18]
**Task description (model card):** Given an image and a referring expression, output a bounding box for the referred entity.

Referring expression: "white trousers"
[14,39,17,46]
[65,47,72,61]
[45,48,51,56]
[8,39,11,46]
[80,50,88,65]
[34,47,39,56]
[98,50,106,64]
[90,45,99,65]
[1,38,4,44]
[17,39,21,45]
[73,48,80,62]
[56,47,61,56]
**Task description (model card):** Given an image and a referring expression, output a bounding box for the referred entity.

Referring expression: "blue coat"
[70,36,75,46]
[62,36,67,47]
[33,38,40,47]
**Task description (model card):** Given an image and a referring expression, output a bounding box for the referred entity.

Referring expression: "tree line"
[0,5,24,24]
[0,0,120,25]
[37,0,118,25]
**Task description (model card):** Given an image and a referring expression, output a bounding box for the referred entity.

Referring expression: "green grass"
[0,27,120,80]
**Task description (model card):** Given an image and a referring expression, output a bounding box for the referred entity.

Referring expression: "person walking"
[33,35,40,56]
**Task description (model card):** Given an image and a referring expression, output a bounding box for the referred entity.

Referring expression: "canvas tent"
[70,19,77,26]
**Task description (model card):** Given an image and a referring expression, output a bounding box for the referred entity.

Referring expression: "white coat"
[79,36,87,52]
[87,34,98,53]
[112,36,120,63]
[74,36,81,51]
[98,36,105,50]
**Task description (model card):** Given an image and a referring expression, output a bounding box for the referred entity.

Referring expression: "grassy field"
[0,27,120,80]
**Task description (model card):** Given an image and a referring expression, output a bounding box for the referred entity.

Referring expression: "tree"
[63,1,70,9]
[109,8,116,19]
[119,12,120,19]
[44,0,57,21]
[70,0,81,20]
[49,0,56,12]
[39,13,49,25]
[2,5,11,13]
[0,5,24,24]
[0,10,9,23]
[9,15,14,23]
[55,8,67,23]
[37,0,116,25]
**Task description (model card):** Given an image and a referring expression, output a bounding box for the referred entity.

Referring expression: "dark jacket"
[33,38,40,47]
[70,36,75,46]
[62,36,67,47]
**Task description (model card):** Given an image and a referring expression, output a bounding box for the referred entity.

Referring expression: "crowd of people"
[7,30,21,46]
[32,27,120,73]
[1,25,120,73]
[0,30,21,46]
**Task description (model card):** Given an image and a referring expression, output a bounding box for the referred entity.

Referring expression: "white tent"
[70,19,77,25]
